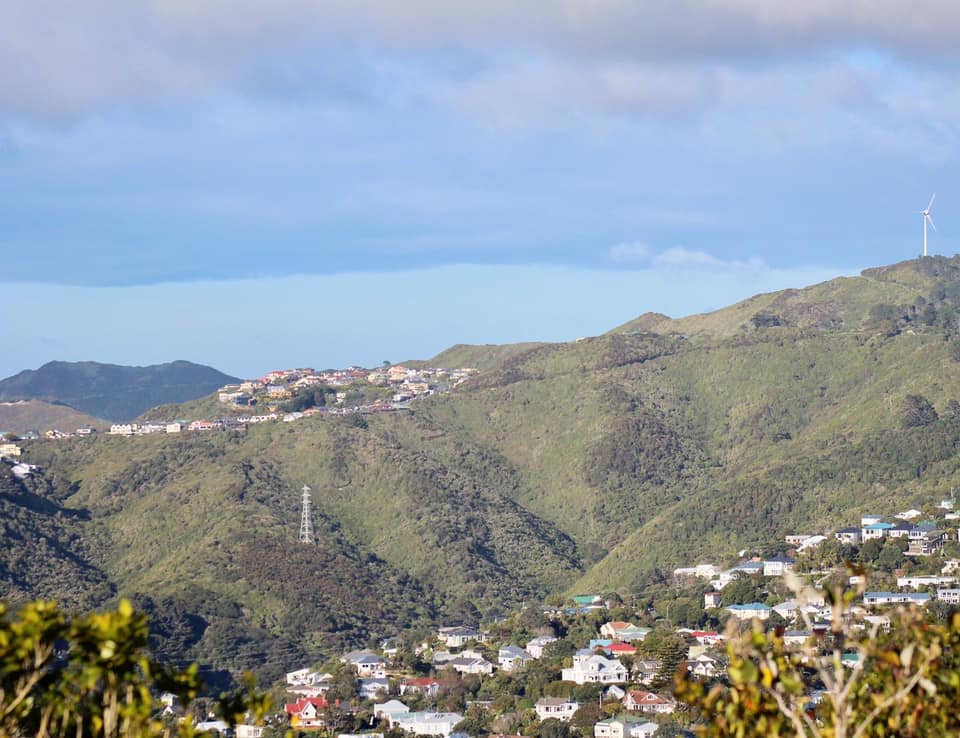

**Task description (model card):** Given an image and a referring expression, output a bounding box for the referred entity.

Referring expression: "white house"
[561,650,629,684]
[762,555,796,577]
[447,656,494,676]
[534,697,579,722]
[498,645,533,672]
[937,589,960,604]
[594,716,659,738]
[622,690,675,714]
[437,626,482,648]
[526,635,558,658]
[373,700,410,723]
[391,712,464,738]
[342,650,387,678]
[864,592,931,606]
[688,655,721,678]
[896,575,956,589]
[726,603,771,621]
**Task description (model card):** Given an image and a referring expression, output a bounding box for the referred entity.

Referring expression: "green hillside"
[9,255,960,686]
[0,400,109,434]
[0,360,240,421]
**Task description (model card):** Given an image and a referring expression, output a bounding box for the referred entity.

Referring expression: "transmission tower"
[298,484,315,545]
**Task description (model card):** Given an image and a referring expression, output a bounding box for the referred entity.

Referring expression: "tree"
[901,394,939,428]
[0,599,269,737]
[675,573,960,738]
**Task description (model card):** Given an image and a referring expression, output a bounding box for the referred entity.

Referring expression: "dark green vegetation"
[0,399,109,433]
[9,256,960,685]
[0,360,240,421]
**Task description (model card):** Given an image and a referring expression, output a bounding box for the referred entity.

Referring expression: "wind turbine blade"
[928,214,937,232]
[928,193,936,211]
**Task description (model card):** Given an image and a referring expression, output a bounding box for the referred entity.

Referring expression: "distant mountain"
[0,361,240,422]
[0,400,109,434]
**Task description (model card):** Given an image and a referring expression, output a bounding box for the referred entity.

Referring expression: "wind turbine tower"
[919,193,937,257]
[298,484,315,545]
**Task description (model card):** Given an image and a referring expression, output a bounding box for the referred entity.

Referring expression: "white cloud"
[608,242,652,263]
[609,243,768,272]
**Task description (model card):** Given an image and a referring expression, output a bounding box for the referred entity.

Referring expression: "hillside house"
[526,635,558,658]
[864,592,931,606]
[359,678,390,699]
[399,678,443,697]
[594,716,659,738]
[704,592,722,609]
[726,603,771,621]
[0,443,21,458]
[762,555,796,577]
[862,522,894,540]
[373,700,409,722]
[391,712,464,738]
[896,575,956,589]
[622,690,676,714]
[836,528,862,545]
[937,589,960,604]
[534,697,579,722]
[908,530,947,556]
[437,625,483,648]
[447,656,494,676]
[285,697,329,729]
[342,650,387,677]
[562,650,628,684]
[498,645,533,672]
[632,660,662,685]
[688,655,721,678]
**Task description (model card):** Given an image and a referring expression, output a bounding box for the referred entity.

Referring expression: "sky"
[3,1,960,378]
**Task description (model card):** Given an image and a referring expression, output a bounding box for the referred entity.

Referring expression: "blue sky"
[3,1,960,378]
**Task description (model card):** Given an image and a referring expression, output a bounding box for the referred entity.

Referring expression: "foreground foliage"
[676,575,960,738]
[0,599,266,738]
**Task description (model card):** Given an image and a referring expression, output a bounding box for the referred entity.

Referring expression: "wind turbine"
[918,193,936,257]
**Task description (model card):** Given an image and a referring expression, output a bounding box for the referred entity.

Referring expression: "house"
[373,700,410,722]
[616,626,651,642]
[447,656,494,676]
[594,716,659,738]
[391,712,464,738]
[836,527,862,545]
[600,621,634,639]
[622,690,676,714]
[399,678,442,697]
[0,443,21,458]
[606,642,637,658]
[526,635,558,658]
[534,697,579,722]
[908,530,947,556]
[109,423,139,435]
[896,575,956,589]
[633,660,662,685]
[165,423,182,433]
[864,592,931,606]
[783,631,812,647]
[498,645,533,672]
[887,521,914,538]
[342,650,387,677]
[796,535,828,552]
[437,625,482,648]
[897,509,924,521]
[235,726,264,738]
[937,589,960,604]
[688,654,721,678]
[762,555,796,577]
[285,697,329,729]
[561,650,629,684]
[861,514,884,526]
[726,603,771,621]
[862,522,894,540]
[704,592,722,609]
[359,678,390,699]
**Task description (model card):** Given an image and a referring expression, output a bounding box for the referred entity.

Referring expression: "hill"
[9,255,960,686]
[406,342,550,370]
[0,400,109,434]
[0,360,240,421]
